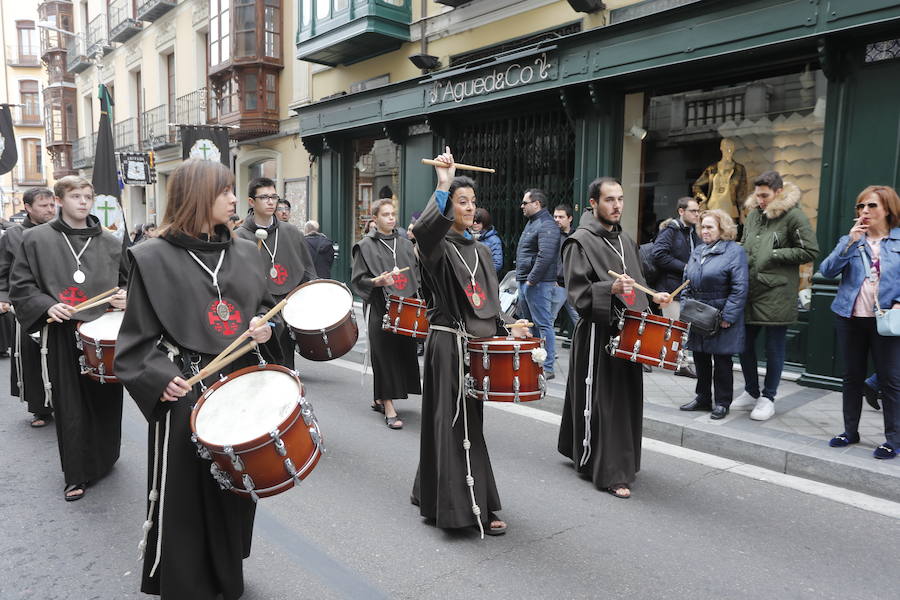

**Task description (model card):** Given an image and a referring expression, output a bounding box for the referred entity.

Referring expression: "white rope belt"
[361,303,371,386]
[429,324,485,539]
[39,325,52,409]
[579,323,597,468]
[13,321,24,398]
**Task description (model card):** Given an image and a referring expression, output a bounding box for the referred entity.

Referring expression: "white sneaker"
[750,397,775,421]
[731,391,757,411]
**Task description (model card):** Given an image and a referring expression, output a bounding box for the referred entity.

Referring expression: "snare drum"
[283,279,358,361]
[381,294,429,339]
[76,311,124,383]
[607,309,689,371]
[190,364,324,501]
[466,336,546,402]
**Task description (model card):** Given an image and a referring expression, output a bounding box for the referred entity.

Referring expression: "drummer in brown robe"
[350,199,422,429]
[9,176,128,501]
[411,148,529,537]
[114,159,280,600]
[557,177,671,499]
[0,187,56,427]
[234,177,317,371]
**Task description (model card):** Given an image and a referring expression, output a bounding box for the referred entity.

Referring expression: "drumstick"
[207,296,292,367]
[371,266,411,284]
[46,287,119,323]
[504,321,534,329]
[670,279,690,298]
[185,341,258,387]
[420,158,496,174]
[606,270,659,296]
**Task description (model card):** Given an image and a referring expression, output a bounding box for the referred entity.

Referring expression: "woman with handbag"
[678,210,749,419]
[819,185,900,459]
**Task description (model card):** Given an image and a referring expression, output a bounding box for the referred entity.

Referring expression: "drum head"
[283,280,352,331]
[78,311,125,341]
[196,369,301,446]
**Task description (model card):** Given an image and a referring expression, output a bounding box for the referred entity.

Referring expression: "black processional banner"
[119,152,155,185]
[91,85,126,237]
[0,105,18,176]
[181,125,230,167]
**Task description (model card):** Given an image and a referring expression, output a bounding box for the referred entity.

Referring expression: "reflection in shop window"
[353,137,400,241]
[639,66,827,290]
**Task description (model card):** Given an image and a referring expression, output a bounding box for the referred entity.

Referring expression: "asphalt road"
[0,355,897,600]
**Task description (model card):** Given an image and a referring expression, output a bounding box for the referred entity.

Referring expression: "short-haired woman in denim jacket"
[819,185,900,459]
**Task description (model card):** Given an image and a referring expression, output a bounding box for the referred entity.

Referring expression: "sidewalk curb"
[341,343,900,504]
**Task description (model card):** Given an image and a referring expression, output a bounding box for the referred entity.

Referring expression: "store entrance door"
[451,108,575,276]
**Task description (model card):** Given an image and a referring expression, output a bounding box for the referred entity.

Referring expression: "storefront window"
[639,67,827,288]
[352,137,400,241]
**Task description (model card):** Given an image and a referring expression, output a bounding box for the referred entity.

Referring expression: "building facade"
[294,0,900,388]
[60,0,312,230]
[1,2,55,218]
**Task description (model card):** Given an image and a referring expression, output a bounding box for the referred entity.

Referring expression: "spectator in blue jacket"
[651,196,701,320]
[472,208,503,275]
[516,188,561,378]
[819,185,900,460]
[678,210,749,419]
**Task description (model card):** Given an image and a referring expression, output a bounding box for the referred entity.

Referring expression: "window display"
[640,67,827,289]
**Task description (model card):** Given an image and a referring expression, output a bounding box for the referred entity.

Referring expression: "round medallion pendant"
[73,270,86,284]
[216,301,231,321]
[269,266,279,279]
[471,293,482,308]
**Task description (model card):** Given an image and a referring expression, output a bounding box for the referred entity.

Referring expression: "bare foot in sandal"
[606,484,631,499]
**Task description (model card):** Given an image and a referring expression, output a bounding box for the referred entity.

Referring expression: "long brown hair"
[856,185,900,228]
[158,159,234,237]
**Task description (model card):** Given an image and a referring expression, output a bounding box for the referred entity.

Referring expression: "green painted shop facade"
[295,0,900,389]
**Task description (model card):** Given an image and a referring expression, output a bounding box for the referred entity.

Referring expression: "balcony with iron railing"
[109,0,143,43]
[86,13,113,57]
[141,104,177,149]
[66,33,91,73]
[137,0,177,22]
[114,118,140,152]
[175,87,211,134]
[297,0,411,66]
[10,104,43,126]
[6,44,41,67]
[72,133,98,169]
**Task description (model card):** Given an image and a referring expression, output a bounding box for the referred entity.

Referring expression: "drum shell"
[382,294,429,340]
[76,319,119,383]
[190,365,323,499]
[608,309,689,371]
[467,337,545,402]
[284,279,359,361]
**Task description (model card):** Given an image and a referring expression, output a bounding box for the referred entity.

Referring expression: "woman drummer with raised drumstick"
[114,159,281,600]
[350,199,422,429]
[411,147,529,537]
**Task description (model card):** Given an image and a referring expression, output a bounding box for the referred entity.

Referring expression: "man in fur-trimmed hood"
[732,171,818,421]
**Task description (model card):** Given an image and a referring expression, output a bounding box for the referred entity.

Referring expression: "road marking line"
[326,358,900,519]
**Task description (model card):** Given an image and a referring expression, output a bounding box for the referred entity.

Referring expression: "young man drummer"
[9,176,127,501]
[234,177,317,370]
[350,199,422,429]
[0,187,57,427]
[411,148,529,537]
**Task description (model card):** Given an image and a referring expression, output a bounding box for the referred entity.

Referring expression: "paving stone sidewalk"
[347,304,900,502]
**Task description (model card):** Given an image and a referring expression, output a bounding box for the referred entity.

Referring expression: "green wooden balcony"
[296,0,411,66]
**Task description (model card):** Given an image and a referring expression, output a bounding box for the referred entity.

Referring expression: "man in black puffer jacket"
[652,196,701,377]
[652,197,701,318]
[516,188,561,378]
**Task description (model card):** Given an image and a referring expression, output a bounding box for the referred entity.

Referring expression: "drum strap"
[39,325,52,409]
[579,323,597,468]
[429,324,485,539]
[13,321,23,398]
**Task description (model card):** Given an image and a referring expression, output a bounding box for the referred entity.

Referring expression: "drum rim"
[620,309,689,330]
[385,294,427,307]
[466,336,542,352]
[191,363,305,451]
[76,309,125,345]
